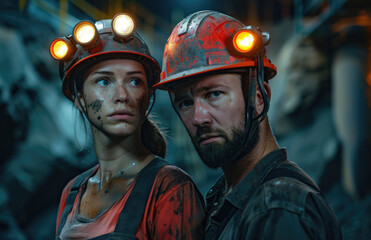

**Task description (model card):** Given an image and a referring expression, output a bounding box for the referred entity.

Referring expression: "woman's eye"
[97,78,111,86]
[129,78,142,86]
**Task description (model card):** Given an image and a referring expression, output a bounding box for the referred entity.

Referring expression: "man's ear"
[74,92,86,113]
[255,81,271,115]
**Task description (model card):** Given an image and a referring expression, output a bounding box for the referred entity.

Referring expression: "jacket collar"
[206,148,288,210]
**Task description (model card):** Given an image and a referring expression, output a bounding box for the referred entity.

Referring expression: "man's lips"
[199,134,221,145]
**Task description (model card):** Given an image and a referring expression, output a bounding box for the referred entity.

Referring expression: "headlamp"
[50,37,76,60]
[112,13,135,40]
[233,31,255,53]
[73,21,100,48]
[50,12,152,90]
[232,26,265,56]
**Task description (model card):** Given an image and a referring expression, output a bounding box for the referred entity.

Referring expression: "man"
[154,10,342,239]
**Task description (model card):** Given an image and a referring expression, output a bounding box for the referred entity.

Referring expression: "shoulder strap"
[264,162,321,193]
[264,163,343,240]
[114,157,169,234]
[57,166,97,235]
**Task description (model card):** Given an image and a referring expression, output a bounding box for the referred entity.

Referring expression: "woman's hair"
[141,116,167,158]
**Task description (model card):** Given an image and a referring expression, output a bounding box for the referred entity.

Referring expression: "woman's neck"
[91,127,154,182]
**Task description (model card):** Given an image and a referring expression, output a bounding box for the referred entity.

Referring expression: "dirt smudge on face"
[88,99,103,114]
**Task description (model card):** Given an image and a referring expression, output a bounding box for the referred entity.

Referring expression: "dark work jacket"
[205,149,342,240]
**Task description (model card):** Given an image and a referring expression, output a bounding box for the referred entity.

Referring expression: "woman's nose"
[113,85,128,103]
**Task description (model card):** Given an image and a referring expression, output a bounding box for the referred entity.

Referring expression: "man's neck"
[222,124,279,195]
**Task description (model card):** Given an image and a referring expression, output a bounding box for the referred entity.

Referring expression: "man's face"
[171,73,259,169]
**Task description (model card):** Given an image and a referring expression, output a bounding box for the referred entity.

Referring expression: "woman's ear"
[74,92,86,113]
[255,81,271,115]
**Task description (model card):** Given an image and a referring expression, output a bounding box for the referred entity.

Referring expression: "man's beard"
[191,123,259,169]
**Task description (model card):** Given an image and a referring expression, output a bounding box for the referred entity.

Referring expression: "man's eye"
[208,91,222,99]
[97,78,111,86]
[178,100,193,110]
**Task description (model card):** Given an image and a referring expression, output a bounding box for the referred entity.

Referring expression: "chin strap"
[256,50,270,123]
[243,50,270,141]
[145,90,156,119]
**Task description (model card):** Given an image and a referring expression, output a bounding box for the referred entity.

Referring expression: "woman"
[50,13,205,239]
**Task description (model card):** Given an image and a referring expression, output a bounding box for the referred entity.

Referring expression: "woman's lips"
[109,113,133,120]
[108,110,134,120]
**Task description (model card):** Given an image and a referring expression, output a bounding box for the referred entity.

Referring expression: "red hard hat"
[51,14,160,101]
[154,10,277,90]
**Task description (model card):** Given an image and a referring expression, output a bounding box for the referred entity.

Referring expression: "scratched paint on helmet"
[163,14,247,78]
[156,11,277,89]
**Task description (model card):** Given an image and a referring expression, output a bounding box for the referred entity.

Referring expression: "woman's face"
[78,59,150,137]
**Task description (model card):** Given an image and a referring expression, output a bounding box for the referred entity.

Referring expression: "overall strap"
[57,165,97,235]
[206,162,322,240]
[114,157,169,235]
[264,162,342,240]
[264,162,321,193]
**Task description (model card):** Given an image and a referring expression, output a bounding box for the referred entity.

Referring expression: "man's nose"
[113,84,128,103]
[192,99,211,126]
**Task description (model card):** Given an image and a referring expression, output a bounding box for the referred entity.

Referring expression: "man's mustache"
[193,127,228,145]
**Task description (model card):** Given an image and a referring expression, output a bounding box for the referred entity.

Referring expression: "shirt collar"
[206,148,288,209]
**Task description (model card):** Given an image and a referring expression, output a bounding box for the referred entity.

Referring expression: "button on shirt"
[205,149,342,240]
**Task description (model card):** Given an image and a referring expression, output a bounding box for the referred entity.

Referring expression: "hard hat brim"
[154,61,276,90]
[62,51,160,100]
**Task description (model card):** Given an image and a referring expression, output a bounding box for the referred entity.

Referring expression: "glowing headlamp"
[233,31,255,53]
[232,26,269,56]
[112,13,135,40]
[50,37,76,60]
[73,21,100,48]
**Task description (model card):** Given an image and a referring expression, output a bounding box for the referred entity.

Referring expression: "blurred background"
[0,0,370,239]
